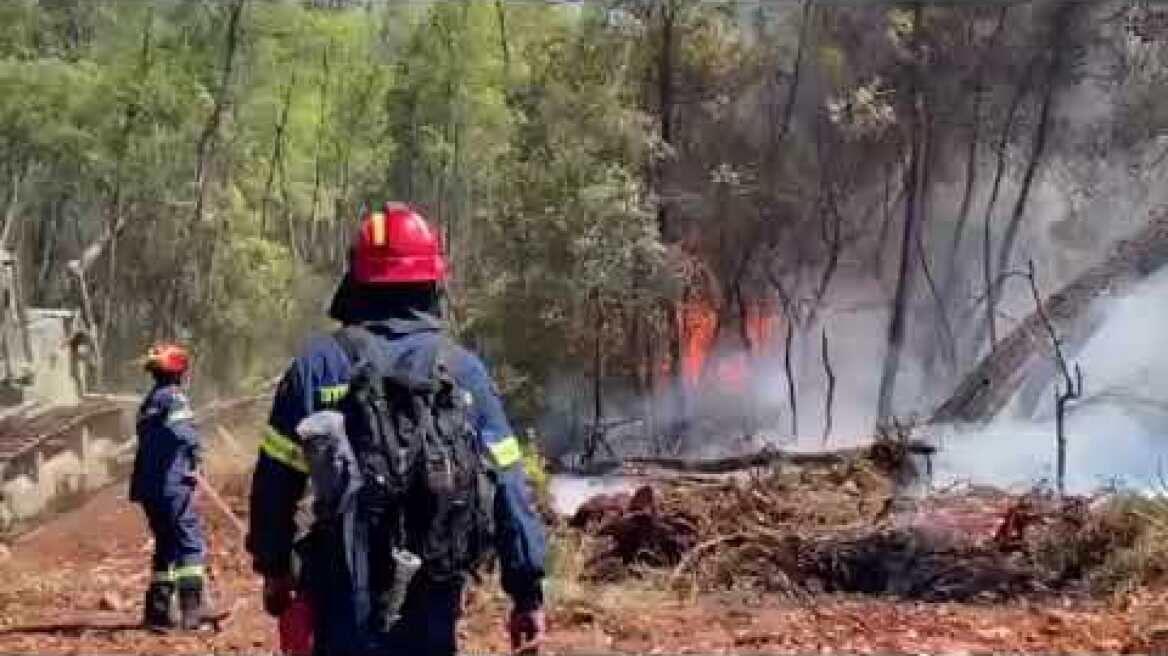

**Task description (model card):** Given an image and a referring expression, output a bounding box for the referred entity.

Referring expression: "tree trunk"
[308,45,331,254]
[589,293,607,462]
[877,3,923,423]
[494,0,510,77]
[942,7,1007,309]
[873,161,908,278]
[735,282,756,439]
[667,298,685,445]
[193,0,246,227]
[775,0,812,146]
[262,74,296,238]
[994,8,1074,293]
[783,314,798,438]
[978,54,1039,350]
[656,0,675,241]
[933,210,1168,423]
[821,325,835,445]
[915,108,957,378]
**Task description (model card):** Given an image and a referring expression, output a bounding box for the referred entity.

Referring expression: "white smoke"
[931,266,1168,494]
[547,474,643,515]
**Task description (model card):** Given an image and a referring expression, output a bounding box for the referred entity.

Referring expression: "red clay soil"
[0,483,1164,654]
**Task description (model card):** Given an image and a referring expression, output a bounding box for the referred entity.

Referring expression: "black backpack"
[328,325,496,584]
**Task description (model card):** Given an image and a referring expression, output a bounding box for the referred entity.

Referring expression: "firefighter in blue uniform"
[130,343,208,631]
[246,204,547,656]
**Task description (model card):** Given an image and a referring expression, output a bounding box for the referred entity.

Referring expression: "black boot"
[143,581,177,630]
[178,578,211,631]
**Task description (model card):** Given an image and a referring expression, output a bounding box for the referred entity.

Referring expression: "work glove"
[183,464,201,487]
[263,574,296,617]
[184,451,203,486]
[508,607,546,655]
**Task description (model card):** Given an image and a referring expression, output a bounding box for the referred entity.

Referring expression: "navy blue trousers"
[309,577,462,656]
[140,489,206,574]
[300,524,462,656]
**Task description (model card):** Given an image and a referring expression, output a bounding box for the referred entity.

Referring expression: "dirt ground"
[0,481,1165,654]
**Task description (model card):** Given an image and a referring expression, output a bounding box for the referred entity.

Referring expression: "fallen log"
[933,208,1168,423]
[623,447,869,473]
[622,439,935,475]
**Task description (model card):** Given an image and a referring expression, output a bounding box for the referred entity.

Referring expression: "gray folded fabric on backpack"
[296,411,363,520]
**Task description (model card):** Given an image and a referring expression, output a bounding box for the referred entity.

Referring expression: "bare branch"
[193,0,247,226]
[821,325,835,446]
[784,315,798,439]
[1024,259,1082,497]
[981,52,1042,348]
[775,0,812,146]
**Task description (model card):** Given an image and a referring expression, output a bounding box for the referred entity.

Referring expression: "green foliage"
[0,0,670,413]
[520,430,550,499]
[0,0,1142,447]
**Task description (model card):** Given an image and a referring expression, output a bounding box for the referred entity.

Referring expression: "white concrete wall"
[1,474,42,522]
[23,309,80,407]
[0,406,134,536]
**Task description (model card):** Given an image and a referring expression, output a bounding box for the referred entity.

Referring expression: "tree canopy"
[1,0,1164,453]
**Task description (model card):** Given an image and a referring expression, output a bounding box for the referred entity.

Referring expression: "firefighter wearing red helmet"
[247,203,547,656]
[130,342,211,631]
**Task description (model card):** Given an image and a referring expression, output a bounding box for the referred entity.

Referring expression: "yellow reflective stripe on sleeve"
[166,408,195,423]
[260,429,308,474]
[488,436,522,468]
[318,384,349,406]
[174,564,205,581]
[152,569,175,583]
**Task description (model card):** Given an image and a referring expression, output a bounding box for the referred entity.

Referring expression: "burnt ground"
[0,477,1166,654]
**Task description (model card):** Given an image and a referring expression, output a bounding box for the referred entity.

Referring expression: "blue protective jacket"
[246,313,547,610]
[130,383,200,503]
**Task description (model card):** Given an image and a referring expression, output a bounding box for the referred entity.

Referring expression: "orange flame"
[679,301,718,388]
[665,297,779,393]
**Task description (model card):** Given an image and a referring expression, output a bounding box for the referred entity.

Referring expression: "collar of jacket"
[361,310,443,337]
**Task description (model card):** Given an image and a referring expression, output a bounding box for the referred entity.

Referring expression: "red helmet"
[351,203,445,284]
[143,342,190,375]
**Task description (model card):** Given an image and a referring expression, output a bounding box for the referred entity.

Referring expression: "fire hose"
[192,471,245,538]
[191,470,313,655]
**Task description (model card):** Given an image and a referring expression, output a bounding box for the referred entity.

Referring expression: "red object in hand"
[278,595,314,656]
[509,608,546,655]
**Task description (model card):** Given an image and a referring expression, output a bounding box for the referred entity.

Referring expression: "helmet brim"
[327,272,358,324]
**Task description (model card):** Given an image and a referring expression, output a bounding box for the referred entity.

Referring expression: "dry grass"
[1089,492,1168,595]
[543,524,676,619]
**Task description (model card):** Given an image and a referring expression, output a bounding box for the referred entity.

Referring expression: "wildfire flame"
[670,297,780,392]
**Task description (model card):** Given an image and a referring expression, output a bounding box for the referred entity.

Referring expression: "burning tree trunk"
[933,210,1168,423]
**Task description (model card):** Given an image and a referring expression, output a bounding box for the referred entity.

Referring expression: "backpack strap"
[335,324,443,393]
[429,335,456,382]
[332,324,376,370]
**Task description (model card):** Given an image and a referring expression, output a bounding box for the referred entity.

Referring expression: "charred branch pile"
[568,451,1151,602]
